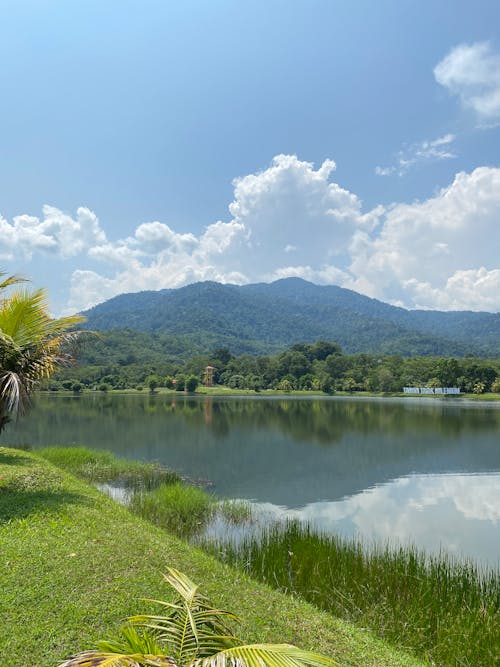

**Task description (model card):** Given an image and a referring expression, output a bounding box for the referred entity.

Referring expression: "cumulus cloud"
[66,219,248,312]
[67,154,373,311]
[4,155,500,314]
[434,42,500,123]
[348,166,500,310]
[375,134,457,177]
[0,205,105,260]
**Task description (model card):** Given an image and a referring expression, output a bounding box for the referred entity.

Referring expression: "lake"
[2,393,499,567]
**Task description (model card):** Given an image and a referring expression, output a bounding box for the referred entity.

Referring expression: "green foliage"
[0,270,85,431]
[38,446,179,487]
[54,333,500,397]
[148,374,161,393]
[207,521,499,667]
[185,375,199,393]
[0,448,423,667]
[130,482,215,537]
[80,279,500,358]
[58,568,339,667]
[218,499,253,524]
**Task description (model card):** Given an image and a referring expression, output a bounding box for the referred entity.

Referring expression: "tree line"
[54,340,500,395]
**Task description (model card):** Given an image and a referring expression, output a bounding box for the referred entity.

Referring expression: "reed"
[204,520,499,667]
[38,446,179,489]
[130,481,215,537]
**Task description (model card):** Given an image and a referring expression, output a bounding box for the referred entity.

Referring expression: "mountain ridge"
[80,278,500,357]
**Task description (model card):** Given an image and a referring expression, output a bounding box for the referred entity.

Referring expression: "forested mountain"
[80,278,500,357]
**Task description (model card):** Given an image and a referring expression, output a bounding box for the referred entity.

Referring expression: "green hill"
[80,278,500,357]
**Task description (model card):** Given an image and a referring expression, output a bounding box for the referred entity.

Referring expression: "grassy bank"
[0,447,422,667]
[205,522,499,667]
[38,445,179,487]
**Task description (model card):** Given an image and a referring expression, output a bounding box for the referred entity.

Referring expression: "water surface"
[3,394,499,566]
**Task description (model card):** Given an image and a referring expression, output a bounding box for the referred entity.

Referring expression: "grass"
[38,447,251,539]
[204,520,499,667]
[38,445,180,488]
[0,447,423,667]
[218,498,253,524]
[130,481,216,537]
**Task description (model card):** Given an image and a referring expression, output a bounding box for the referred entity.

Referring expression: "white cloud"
[0,205,106,260]
[4,156,500,315]
[66,219,248,313]
[250,473,500,565]
[375,133,457,177]
[67,154,373,311]
[348,166,500,310]
[434,42,500,123]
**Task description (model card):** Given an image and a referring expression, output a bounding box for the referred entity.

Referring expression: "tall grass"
[130,482,215,537]
[38,446,179,489]
[204,521,499,667]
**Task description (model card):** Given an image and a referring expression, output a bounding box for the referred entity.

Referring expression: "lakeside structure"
[403,387,460,395]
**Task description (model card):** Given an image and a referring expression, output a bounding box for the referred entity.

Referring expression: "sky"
[1,0,500,315]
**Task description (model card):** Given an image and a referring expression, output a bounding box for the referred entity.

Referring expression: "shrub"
[130,482,215,537]
[185,375,199,393]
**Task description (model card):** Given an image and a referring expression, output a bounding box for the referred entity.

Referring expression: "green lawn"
[0,447,422,667]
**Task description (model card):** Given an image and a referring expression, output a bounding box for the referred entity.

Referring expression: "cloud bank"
[1,155,500,314]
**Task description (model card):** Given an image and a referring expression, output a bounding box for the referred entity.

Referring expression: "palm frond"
[57,650,176,667]
[98,625,166,657]
[190,645,338,667]
[130,569,240,664]
[0,370,30,414]
[0,282,86,425]
[0,270,27,293]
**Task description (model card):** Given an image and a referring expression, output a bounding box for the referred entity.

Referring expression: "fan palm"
[58,568,338,667]
[0,270,85,432]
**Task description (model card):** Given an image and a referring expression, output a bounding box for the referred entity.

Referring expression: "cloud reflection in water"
[250,473,500,567]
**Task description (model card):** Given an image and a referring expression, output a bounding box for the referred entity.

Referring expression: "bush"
[185,375,199,393]
[130,482,214,537]
[175,375,186,391]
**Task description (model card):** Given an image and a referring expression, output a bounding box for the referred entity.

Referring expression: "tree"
[185,375,199,393]
[147,374,160,393]
[58,568,337,667]
[0,271,84,433]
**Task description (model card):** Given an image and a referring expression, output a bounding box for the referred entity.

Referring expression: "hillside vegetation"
[80,278,500,357]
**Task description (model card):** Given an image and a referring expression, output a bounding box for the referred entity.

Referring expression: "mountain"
[80,278,500,357]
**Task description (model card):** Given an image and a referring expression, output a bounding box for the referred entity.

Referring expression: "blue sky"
[1,0,500,314]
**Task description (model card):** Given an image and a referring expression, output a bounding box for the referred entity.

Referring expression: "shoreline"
[40,387,500,401]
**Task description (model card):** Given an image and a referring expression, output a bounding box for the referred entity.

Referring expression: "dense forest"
[54,337,500,395]
[80,278,500,357]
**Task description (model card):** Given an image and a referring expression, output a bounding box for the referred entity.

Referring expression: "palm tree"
[0,270,85,433]
[58,568,338,667]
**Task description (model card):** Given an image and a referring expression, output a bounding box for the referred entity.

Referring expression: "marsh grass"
[38,446,179,489]
[218,498,253,524]
[130,481,216,537]
[204,520,499,667]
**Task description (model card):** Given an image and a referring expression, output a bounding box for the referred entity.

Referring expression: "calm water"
[2,394,500,567]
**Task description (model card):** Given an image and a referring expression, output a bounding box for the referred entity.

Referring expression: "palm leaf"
[130,569,240,663]
[57,650,176,667]
[0,271,27,293]
[190,645,338,667]
[0,281,86,424]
